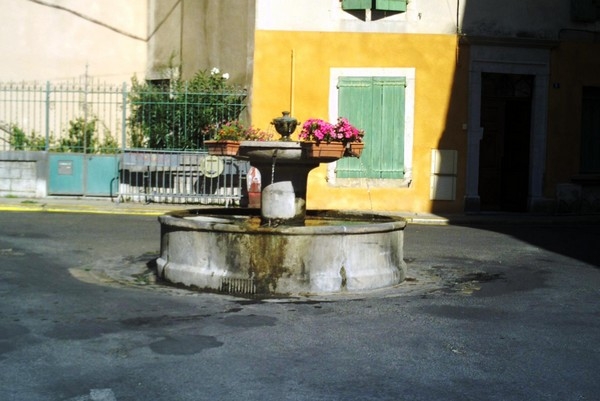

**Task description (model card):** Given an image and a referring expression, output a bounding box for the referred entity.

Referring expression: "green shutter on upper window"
[342,0,372,10]
[337,76,406,179]
[375,0,407,12]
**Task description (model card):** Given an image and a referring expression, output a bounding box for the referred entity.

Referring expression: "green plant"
[27,131,48,150]
[57,117,97,153]
[245,127,274,141]
[127,68,247,150]
[99,131,120,154]
[205,120,273,142]
[9,125,48,151]
[9,125,27,150]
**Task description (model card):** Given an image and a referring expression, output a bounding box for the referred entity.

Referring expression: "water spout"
[270,148,278,185]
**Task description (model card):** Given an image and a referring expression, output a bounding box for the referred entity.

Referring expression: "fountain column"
[238,141,320,225]
[239,112,318,225]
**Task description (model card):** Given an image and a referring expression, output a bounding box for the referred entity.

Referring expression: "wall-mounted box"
[430,149,457,201]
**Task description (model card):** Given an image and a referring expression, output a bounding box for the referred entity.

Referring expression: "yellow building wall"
[251,30,465,213]
[547,41,600,193]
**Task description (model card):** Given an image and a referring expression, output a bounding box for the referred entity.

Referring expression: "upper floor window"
[342,0,407,12]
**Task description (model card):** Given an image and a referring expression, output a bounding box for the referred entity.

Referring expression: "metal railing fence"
[0,80,249,205]
[118,149,249,205]
[0,80,126,152]
[0,79,247,152]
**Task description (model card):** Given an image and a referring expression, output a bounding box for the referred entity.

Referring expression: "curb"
[0,201,171,216]
[2,199,599,225]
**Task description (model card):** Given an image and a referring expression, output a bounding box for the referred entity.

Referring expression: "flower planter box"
[302,142,346,160]
[205,140,240,156]
[345,142,364,158]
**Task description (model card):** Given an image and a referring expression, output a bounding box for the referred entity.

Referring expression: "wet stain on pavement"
[120,314,211,328]
[0,322,30,339]
[45,321,118,340]
[149,335,223,355]
[0,323,35,358]
[469,268,549,297]
[0,323,29,361]
[6,232,50,239]
[0,341,19,357]
[419,305,510,321]
[220,314,277,328]
[427,266,550,297]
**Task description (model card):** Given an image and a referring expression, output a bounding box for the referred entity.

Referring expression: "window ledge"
[329,177,412,188]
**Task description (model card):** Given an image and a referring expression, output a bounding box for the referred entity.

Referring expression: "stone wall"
[0,152,47,198]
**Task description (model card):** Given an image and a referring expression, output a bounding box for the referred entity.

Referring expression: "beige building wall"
[255,0,460,34]
[0,0,147,83]
[147,0,255,88]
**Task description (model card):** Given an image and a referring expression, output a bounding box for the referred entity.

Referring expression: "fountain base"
[157,208,407,296]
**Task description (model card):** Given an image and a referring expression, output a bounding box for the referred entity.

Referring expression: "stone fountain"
[156,113,407,296]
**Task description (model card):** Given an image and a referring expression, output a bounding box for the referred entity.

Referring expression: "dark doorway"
[479,73,533,212]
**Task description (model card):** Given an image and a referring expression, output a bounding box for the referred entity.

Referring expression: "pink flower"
[299,117,364,144]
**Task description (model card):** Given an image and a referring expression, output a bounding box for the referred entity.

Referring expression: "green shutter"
[375,0,407,12]
[342,0,371,10]
[337,77,406,179]
[375,77,405,178]
[337,78,373,178]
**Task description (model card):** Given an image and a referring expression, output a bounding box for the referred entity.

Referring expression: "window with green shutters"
[342,0,407,12]
[342,0,371,10]
[375,0,407,12]
[336,76,406,179]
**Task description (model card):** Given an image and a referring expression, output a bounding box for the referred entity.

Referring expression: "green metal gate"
[48,154,119,196]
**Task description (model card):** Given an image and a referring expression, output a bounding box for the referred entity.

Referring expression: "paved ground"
[0,200,599,400]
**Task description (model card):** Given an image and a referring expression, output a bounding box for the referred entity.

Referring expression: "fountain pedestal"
[238,141,321,225]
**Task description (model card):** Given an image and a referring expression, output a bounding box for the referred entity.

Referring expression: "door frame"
[464,39,552,212]
[479,73,534,211]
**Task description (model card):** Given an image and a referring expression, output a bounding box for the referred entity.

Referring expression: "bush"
[9,125,48,151]
[52,117,119,154]
[56,118,97,153]
[127,68,247,150]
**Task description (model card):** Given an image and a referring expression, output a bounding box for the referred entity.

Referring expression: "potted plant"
[334,117,365,157]
[298,118,344,158]
[298,117,364,158]
[204,120,254,156]
[244,126,274,142]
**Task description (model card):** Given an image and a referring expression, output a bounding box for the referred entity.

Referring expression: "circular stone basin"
[157,209,407,296]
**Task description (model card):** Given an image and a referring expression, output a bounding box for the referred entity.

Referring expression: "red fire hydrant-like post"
[247,167,261,208]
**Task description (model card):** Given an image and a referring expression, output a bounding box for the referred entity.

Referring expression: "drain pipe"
[290,49,295,116]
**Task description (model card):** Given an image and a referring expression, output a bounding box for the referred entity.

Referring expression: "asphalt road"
[1,211,599,401]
